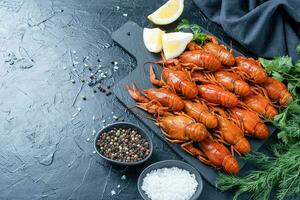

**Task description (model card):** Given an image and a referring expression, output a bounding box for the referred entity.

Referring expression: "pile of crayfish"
[127,35,292,175]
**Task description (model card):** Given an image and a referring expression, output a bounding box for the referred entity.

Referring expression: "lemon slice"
[162,32,193,59]
[143,28,164,53]
[148,0,184,25]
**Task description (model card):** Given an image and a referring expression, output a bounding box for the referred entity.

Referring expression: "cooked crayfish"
[187,37,235,66]
[198,84,239,108]
[127,83,184,113]
[229,107,269,139]
[261,77,293,106]
[179,50,223,72]
[157,113,209,142]
[183,100,218,129]
[149,65,198,99]
[192,71,251,97]
[235,57,268,84]
[212,107,251,155]
[182,138,240,174]
[243,93,277,119]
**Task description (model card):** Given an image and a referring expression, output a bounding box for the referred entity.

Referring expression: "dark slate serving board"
[112,21,276,186]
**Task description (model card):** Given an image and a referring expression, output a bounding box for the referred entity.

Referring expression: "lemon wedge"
[143,28,164,53]
[162,32,193,59]
[148,0,184,25]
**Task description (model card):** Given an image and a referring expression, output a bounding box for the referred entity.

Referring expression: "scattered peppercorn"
[96,127,150,162]
[82,96,87,100]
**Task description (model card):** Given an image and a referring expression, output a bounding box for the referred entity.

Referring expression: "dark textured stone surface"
[0,0,273,199]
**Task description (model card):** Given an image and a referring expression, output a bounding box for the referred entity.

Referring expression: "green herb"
[273,100,300,143]
[216,143,300,200]
[259,56,300,97]
[216,45,300,200]
[175,19,190,31]
[296,43,300,54]
[176,19,208,45]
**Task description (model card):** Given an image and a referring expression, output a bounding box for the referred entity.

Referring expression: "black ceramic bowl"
[94,122,153,166]
[137,160,203,200]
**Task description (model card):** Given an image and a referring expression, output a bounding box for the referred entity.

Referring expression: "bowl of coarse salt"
[137,160,203,200]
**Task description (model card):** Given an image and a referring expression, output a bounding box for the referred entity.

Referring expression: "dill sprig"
[216,44,300,200]
[176,19,208,45]
[216,143,300,200]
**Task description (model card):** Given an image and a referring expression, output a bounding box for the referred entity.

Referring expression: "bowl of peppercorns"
[94,122,153,166]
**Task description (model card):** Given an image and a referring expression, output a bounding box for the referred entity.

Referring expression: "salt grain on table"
[141,167,198,200]
[121,175,126,180]
[111,190,116,195]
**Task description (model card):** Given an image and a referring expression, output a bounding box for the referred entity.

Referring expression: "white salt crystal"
[86,138,90,142]
[116,6,120,10]
[141,167,198,200]
[111,190,116,195]
[120,175,126,180]
[117,184,121,188]
[123,13,128,17]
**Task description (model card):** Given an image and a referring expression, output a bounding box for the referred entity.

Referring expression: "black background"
[0,0,277,199]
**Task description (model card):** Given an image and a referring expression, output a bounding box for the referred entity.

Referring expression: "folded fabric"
[193,0,300,61]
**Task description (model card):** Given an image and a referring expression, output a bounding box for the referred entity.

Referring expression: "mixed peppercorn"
[97,127,150,162]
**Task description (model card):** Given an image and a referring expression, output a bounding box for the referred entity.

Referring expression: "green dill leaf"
[296,42,300,54]
[277,130,289,144]
[217,143,300,200]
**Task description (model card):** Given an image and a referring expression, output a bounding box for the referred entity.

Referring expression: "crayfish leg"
[232,146,242,157]
[149,65,163,86]
[136,102,168,116]
[127,83,149,103]
[166,138,186,143]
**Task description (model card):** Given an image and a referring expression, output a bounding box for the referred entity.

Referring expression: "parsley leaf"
[176,19,208,45]
[259,56,292,77]
[296,42,300,54]
[175,19,190,31]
